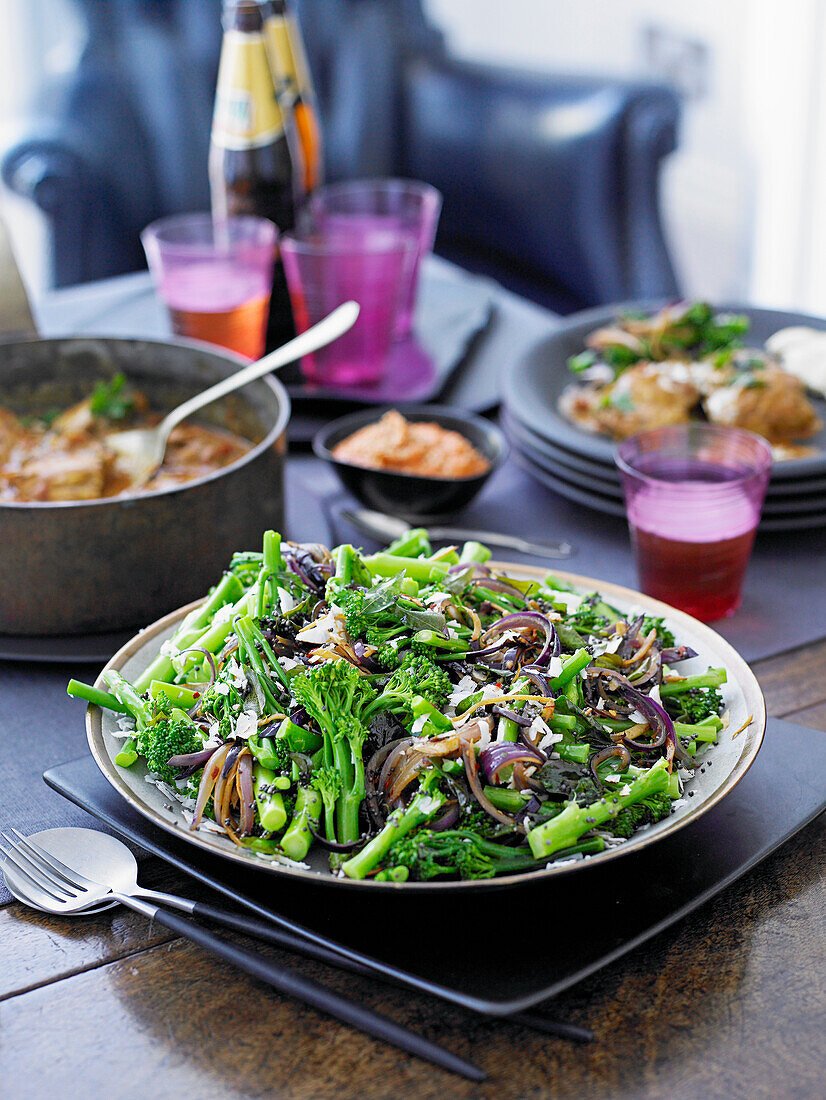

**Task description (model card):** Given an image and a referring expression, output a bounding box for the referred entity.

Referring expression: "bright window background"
[427,0,826,313]
[2,0,826,314]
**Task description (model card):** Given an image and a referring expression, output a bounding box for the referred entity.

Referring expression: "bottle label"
[212,30,284,150]
[263,15,307,97]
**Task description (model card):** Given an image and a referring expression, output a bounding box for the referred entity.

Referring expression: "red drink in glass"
[617,427,772,621]
[162,261,271,360]
[142,214,277,361]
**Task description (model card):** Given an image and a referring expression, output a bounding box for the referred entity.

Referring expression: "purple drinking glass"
[616,424,772,621]
[304,178,442,337]
[280,226,416,387]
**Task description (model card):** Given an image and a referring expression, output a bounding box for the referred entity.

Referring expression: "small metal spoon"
[105,300,359,486]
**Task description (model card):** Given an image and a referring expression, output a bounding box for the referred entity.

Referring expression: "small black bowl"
[313,404,508,519]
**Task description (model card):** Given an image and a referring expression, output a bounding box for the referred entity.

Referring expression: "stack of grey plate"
[502,302,826,532]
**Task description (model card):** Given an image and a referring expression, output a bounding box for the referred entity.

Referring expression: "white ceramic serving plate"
[87,564,766,891]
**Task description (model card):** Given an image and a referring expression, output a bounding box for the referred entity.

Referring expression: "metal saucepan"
[0,336,290,635]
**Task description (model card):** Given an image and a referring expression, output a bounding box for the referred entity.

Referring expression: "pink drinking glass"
[616,424,772,621]
[280,226,416,387]
[141,213,277,360]
[304,178,442,336]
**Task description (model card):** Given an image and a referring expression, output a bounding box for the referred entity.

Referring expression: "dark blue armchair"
[2,0,681,313]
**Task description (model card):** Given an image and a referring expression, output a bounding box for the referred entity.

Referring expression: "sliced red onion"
[286,554,324,595]
[236,752,255,836]
[480,612,559,665]
[191,744,231,829]
[429,801,461,832]
[463,638,511,662]
[462,739,517,828]
[167,745,220,770]
[470,577,530,601]
[520,665,551,696]
[589,744,631,788]
[592,668,690,764]
[618,615,644,659]
[307,823,366,851]
[661,645,698,664]
[479,740,544,784]
[448,562,490,576]
[221,742,245,778]
[490,704,532,727]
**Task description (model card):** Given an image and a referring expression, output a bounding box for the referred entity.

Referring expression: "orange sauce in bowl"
[331,411,490,479]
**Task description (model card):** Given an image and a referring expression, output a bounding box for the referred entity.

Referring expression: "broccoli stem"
[362,552,450,584]
[547,648,591,690]
[67,679,128,713]
[528,758,669,858]
[483,786,532,812]
[342,773,446,880]
[428,545,460,565]
[339,738,365,845]
[385,527,432,558]
[275,716,323,754]
[241,615,292,691]
[674,719,720,743]
[556,743,591,764]
[659,669,727,696]
[133,572,246,690]
[497,676,531,742]
[458,540,491,564]
[233,615,287,711]
[103,670,152,729]
[176,571,245,642]
[280,787,322,861]
[256,529,283,618]
[114,736,139,767]
[148,681,200,710]
[253,764,288,832]
[411,629,468,653]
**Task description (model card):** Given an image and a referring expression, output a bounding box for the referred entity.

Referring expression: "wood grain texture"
[0,645,823,1099]
[1,813,823,1099]
[753,638,826,716]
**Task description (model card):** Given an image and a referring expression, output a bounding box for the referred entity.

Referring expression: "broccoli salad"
[69,528,731,882]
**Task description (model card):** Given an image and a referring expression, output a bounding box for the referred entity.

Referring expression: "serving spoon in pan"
[105,300,359,487]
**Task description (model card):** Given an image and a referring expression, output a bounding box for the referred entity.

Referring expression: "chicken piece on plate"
[560,361,701,440]
[703,367,822,443]
[0,405,24,464]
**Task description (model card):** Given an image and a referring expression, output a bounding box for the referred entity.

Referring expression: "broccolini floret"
[136,719,202,783]
[642,615,675,648]
[370,652,452,716]
[291,660,374,843]
[669,687,724,723]
[609,790,673,839]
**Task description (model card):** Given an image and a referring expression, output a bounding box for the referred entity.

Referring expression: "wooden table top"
[1,640,824,1100]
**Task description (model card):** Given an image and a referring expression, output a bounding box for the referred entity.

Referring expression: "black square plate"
[44,718,825,1016]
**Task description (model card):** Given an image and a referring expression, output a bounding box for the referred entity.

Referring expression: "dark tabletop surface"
[1,269,824,1098]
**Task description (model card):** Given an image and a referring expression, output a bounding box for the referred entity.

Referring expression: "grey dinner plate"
[506,408,826,515]
[513,447,826,531]
[503,405,826,499]
[503,300,826,484]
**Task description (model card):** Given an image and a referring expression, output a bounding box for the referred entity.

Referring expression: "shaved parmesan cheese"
[552,590,584,613]
[297,607,338,645]
[278,586,298,614]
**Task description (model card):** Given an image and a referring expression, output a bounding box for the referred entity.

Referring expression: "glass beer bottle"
[209,0,304,349]
[260,0,323,193]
